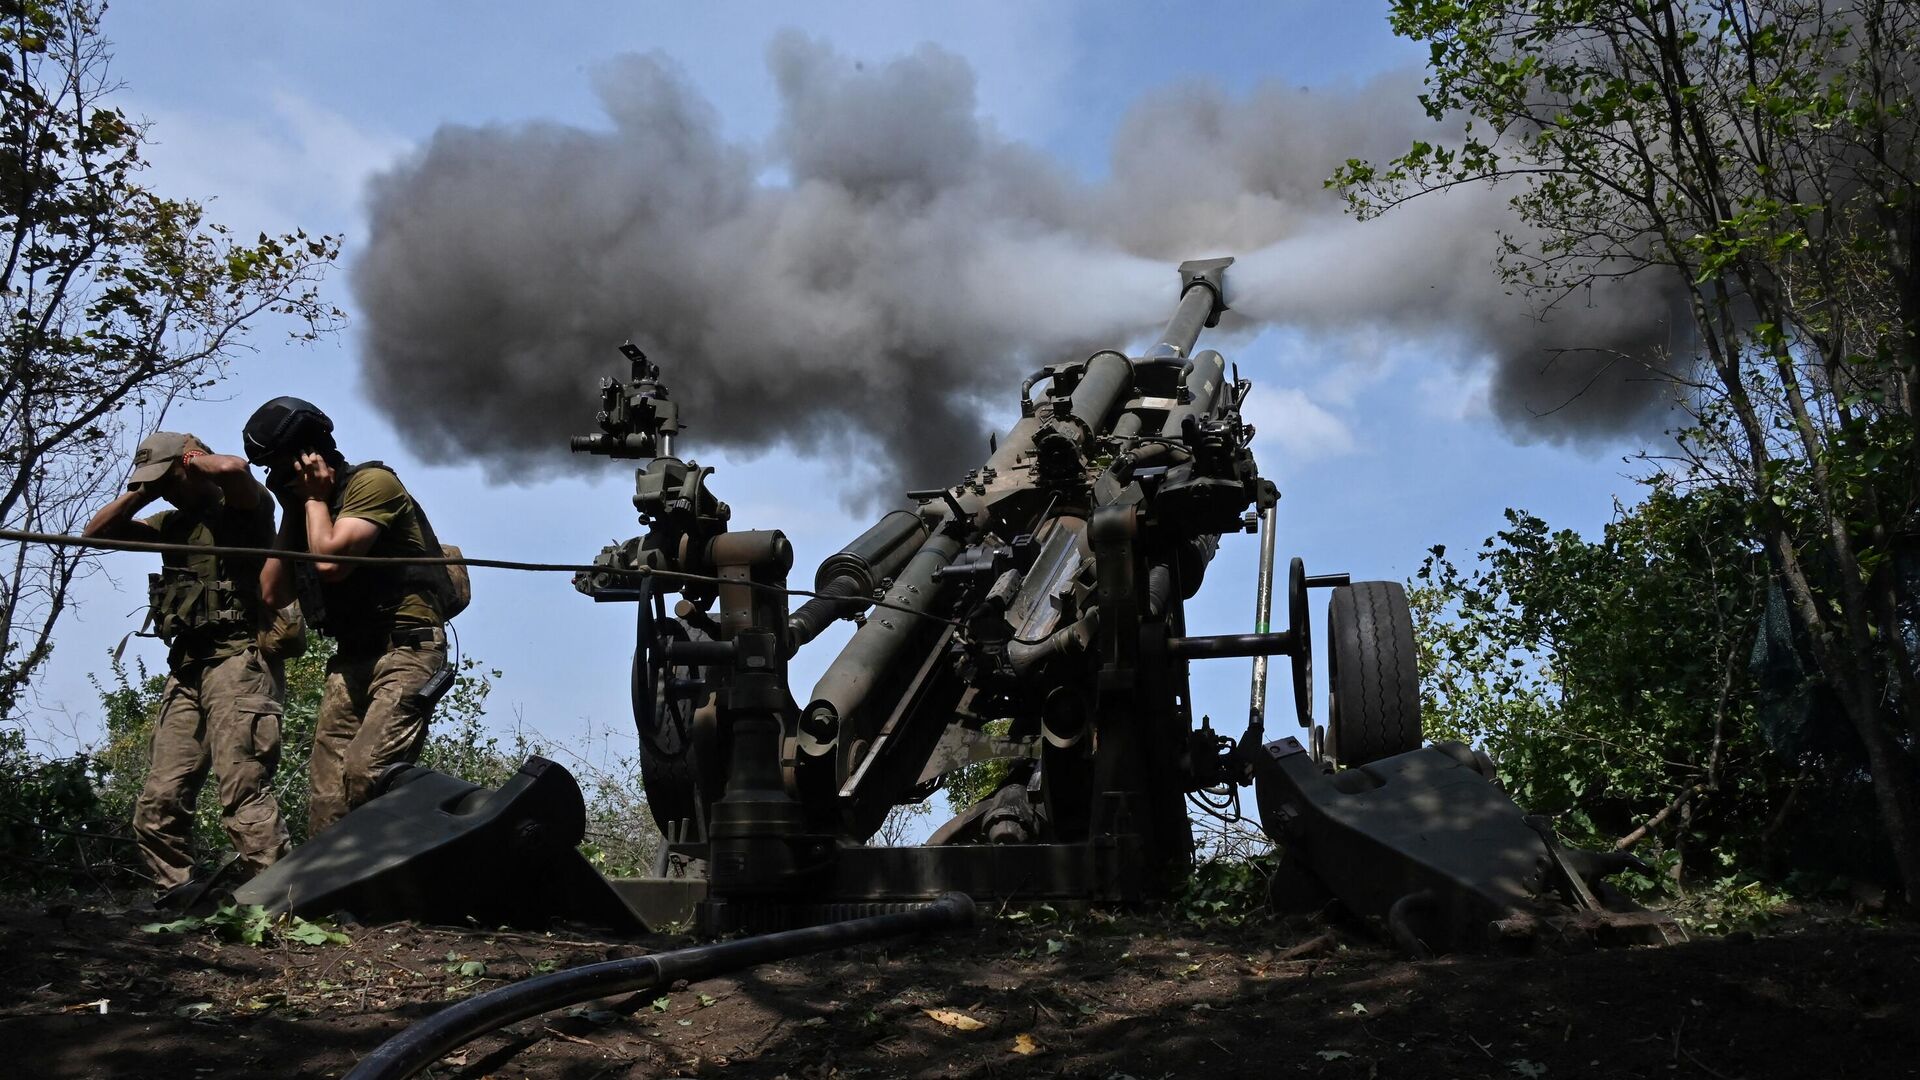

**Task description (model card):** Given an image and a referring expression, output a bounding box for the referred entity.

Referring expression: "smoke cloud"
[353,33,1684,503]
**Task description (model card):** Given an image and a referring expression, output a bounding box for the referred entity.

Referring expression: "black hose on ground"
[1386,889,1436,959]
[344,893,976,1080]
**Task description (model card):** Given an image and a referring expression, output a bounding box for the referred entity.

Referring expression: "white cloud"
[1414,363,1494,423]
[128,89,408,239]
[1304,325,1400,406]
[1243,384,1356,465]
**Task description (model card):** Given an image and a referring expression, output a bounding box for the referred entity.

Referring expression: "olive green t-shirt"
[332,466,440,628]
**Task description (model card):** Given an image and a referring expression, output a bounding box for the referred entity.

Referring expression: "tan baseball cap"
[128,432,209,488]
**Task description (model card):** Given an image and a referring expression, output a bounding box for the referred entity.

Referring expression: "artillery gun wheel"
[1324,581,1421,767]
[632,591,705,833]
[1288,557,1312,728]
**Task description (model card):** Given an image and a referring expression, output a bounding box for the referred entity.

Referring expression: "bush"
[0,638,664,893]
[85,639,509,859]
[1413,483,1884,892]
[0,727,118,890]
[573,753,659,877]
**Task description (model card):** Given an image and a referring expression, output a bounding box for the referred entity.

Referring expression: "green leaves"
[284,920,350,947]
[1412,481,1777,877]
[138,903,349,947]
[1174,854,1276,928]
[440,952,487,978]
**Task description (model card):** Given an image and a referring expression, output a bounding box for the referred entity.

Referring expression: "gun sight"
[570,342,680,459]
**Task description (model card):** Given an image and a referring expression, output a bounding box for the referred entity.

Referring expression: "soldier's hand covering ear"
[293,452,336,502]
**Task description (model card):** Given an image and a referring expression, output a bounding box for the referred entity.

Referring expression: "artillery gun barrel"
[1147,257,1233,359]
[1148,283,1218,359]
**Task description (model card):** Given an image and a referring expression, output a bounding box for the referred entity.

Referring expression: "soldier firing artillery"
[249,398,463,836]
[83,432,296,906]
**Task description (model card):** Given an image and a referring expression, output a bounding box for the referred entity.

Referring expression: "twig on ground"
[542,1025,604,1048]
[1680,1046,1739,1080]
[406,924,634,951]
[1277,932,1337,961]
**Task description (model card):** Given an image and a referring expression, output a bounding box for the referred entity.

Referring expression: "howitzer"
[564,256,1674,949]
[243,258,1675,953]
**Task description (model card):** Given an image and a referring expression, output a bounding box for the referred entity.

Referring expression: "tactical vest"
[304,461,453,644]
[145,503,269,661]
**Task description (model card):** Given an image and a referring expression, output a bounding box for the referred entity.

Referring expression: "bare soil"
[1,898,1915,1080]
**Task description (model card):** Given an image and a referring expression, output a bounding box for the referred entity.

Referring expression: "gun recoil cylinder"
[1157,350,1228,437]
[1066,351,1134,432]
[787,510,930,651]
[803,523,965,754]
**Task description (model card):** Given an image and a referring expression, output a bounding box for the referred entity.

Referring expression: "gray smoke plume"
[353,33,1683,502]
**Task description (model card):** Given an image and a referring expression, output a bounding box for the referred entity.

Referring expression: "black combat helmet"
[243,396,336,465]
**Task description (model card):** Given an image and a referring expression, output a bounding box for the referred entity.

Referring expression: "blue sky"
[28,2,1652,781]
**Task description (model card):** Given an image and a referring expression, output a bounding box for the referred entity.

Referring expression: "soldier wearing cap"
[248,398,455,835]
[84,432,294,902]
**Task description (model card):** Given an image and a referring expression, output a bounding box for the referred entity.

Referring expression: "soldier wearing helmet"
[83,431,294,904]
[247,398,455,834]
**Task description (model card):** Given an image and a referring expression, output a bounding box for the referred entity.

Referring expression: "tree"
[1338,0,1920,903]
[875,798,933,847]
[0,0,341,717]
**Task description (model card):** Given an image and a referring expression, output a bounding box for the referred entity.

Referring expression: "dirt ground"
[1,898,1915,1080]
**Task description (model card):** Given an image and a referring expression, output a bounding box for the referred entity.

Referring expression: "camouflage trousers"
[134,647,292,892]
[308,629,447,835]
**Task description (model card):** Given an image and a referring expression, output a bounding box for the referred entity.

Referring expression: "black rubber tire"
[1324,581,1422,767]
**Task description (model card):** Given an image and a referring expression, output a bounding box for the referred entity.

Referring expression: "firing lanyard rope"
[0,528,967,631]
